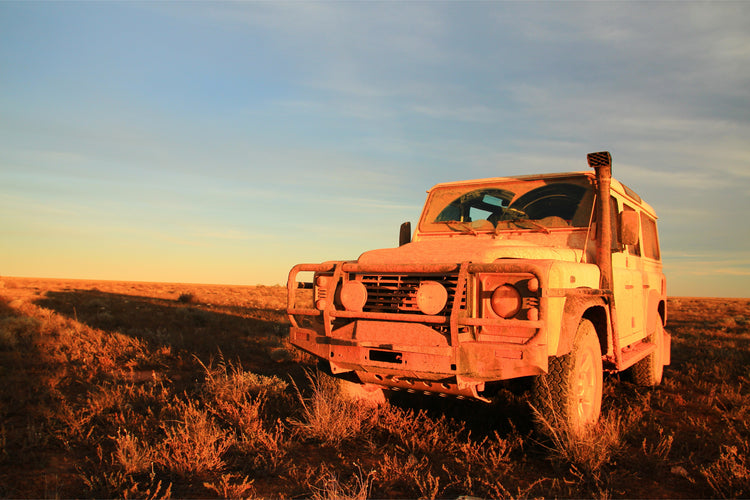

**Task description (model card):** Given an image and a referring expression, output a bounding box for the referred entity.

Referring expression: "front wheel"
[532,319,603,435]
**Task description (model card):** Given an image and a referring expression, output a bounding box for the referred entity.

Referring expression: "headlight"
[490,284,522,318]
[339,281,368,312]
[416,281,448,315]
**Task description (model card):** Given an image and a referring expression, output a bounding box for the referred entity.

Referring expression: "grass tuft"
[114,429,155,475]
[310,466,373,500]
[532,402,623,481]
[0,316,40,350]
[157,400,233,478]
[203,472,256,499]
[289,370,376,446]
[701,445,750,498]
[176,293,195,304]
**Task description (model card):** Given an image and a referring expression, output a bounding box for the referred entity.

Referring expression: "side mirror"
[399,221,412,246]
[618,211,640,246]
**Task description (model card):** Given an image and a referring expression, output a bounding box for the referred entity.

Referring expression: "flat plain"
[0,277,748,498]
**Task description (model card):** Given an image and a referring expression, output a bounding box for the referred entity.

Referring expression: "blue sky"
[1,1,748,297]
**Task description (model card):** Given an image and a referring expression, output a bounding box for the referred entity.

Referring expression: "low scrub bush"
[289,370,377,445]
[156,400,234,478]
[532,402,623,482]
[372,453,434,498]
[177,293,195,304]
[114,429,155,475]
[0,316,40,350]
[199,356,291,473]
[203,472,256,499]
[701,444,750,498]
[376,405,467,457]
[310,466,373,500]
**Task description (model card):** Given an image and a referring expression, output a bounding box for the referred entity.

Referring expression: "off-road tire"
[631,321,665,386]
[531,318,603,434]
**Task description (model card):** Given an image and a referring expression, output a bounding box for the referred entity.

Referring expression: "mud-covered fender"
[554,292,609,357]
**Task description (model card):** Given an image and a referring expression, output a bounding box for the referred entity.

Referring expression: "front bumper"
[287,260,554,400]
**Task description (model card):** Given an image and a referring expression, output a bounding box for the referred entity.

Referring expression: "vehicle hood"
[357,237,581,265]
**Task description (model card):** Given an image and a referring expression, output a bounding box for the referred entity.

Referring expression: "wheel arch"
[555,292,609,357]
[648,289,667,334]
[582,305,609,356]
[658,298,667,326]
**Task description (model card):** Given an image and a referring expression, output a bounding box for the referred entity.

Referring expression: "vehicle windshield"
[420,177,594,234]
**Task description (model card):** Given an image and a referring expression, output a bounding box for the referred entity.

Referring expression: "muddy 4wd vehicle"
[287,151,669,431]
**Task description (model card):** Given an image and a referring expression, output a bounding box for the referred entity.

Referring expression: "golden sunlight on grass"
[0,278,748,498]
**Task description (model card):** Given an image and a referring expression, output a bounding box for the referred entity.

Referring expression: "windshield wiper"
[435,221,479,235]
[498,218,551,235]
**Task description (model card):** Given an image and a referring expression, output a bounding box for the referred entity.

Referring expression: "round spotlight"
[416,281,448,315]
[490,284,522,318]
[339,281,368,312]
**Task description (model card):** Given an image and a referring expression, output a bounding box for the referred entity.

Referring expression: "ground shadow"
[0,298,79,497]
[34,289,302,381]
[386,383,537,438]
[34,289,536,436]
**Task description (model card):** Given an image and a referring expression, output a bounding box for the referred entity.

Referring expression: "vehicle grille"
[357,273,464,316]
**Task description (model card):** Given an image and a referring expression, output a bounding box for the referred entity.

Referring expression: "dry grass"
[700,444,750,498]
[310,466,373,500]
[157,399,233,478]
[0,278,748,498]
[532,401,624,490]
[289,369,378,446]
[203,472,256,499]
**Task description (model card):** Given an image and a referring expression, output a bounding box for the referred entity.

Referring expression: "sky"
[1,1,749,297]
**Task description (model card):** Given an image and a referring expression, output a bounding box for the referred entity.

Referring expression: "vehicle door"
[611,198,646,346]
[639,212,666,335]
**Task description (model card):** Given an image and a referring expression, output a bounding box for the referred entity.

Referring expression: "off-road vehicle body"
[287,152,669,429]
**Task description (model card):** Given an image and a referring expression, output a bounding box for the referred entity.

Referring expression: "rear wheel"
[631,321,665,386]
[532,319,603,434]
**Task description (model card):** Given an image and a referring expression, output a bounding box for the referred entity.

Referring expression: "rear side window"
[641,213,661,260]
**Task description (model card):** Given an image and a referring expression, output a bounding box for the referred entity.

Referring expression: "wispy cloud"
[663,250,750,278]
[1,2,748,292]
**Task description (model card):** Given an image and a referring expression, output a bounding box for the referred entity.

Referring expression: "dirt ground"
[0,276,748,498]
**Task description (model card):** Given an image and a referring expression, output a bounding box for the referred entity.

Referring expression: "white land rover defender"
[287,151,669,431]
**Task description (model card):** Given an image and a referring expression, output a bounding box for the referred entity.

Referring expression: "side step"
[619,340,657,371]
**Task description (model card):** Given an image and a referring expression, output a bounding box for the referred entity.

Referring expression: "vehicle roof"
[427,171,595,190]
[427,170,658,218]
